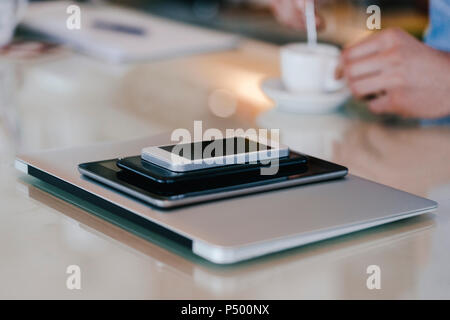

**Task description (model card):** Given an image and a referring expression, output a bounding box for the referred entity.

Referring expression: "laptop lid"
[15,135,437,264]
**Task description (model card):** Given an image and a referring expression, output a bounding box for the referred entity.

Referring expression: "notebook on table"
[21,1,239,63]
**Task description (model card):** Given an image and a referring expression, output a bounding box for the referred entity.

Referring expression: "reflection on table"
[23,178,435,299]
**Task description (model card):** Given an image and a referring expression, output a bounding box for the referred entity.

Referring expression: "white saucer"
[261,78,351,114]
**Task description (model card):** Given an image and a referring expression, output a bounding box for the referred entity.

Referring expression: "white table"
[1,40,449,299]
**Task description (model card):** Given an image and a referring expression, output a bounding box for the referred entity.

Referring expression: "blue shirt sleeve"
[425,0,450,52]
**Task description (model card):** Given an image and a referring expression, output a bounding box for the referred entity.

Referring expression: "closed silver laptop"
[15,135,438,264]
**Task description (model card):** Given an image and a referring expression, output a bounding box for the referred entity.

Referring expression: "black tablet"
[78,152,348,209]
[116,152,308,184]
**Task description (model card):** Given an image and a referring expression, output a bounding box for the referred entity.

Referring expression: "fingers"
[339,29,414,114]
[367,92,411,117]
[315,14,325,30]
[296,0,325,29]
[272,0,305,30]
[342,30,398,62]
[343,36,382,61]
[368,94,392,114]
[287,11,307,30]
[335,60,344,79]
[348,72,401,99]
[271,0,324,30]
[344,54,385,80]
[343,46,405,82]
[336,39,387,80]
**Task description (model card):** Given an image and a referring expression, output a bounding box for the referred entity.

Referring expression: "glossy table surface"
[1,39,449,299]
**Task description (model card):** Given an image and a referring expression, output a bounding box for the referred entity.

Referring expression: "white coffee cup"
[280,43,344,93]
[0,0,28,47]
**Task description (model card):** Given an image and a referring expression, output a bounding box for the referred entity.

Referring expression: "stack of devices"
[16,134,437,264]
[78,137,348,209]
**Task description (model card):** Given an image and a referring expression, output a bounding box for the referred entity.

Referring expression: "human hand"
[338,28,450,119]
[271,0,324,30]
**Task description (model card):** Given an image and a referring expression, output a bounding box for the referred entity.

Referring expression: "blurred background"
[1,0,441,179]
[25,0,430,45]
[2,0,433,156]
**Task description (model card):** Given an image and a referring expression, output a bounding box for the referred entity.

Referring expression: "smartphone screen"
[159,137,271,161]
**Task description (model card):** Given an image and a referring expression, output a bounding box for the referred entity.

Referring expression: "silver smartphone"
[141,136,289,172]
